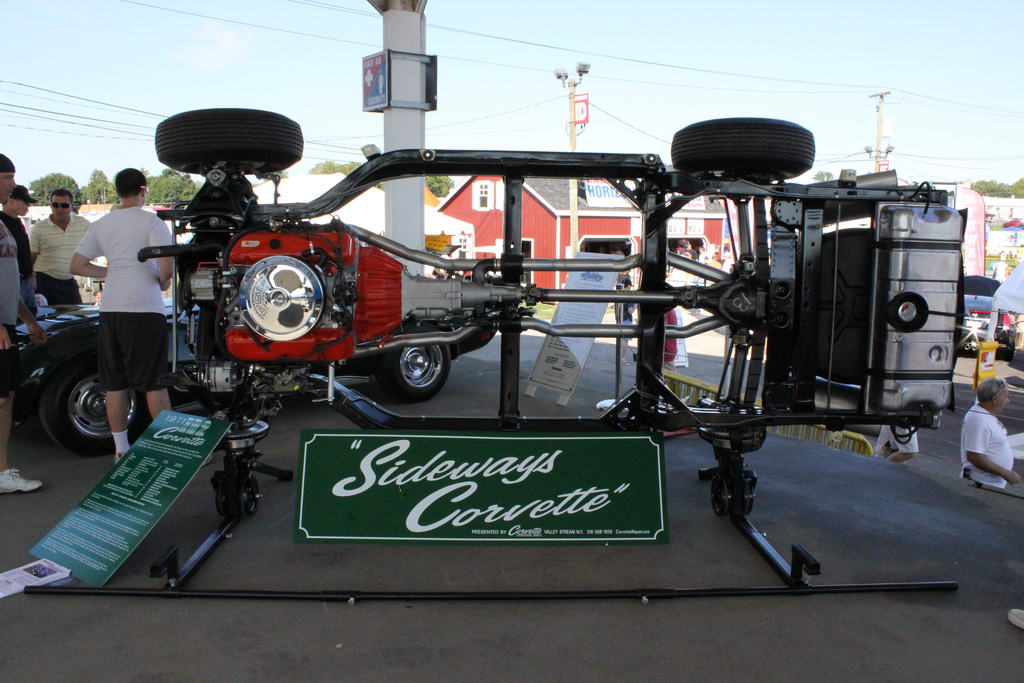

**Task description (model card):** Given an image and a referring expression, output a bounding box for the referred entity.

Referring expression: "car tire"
[374,344,451,402]
[155,108,304,174]
[671,117,815,180]
[39,362,147,457]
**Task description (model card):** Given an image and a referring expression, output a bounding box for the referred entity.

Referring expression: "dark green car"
[15,303,482,457]
[15,304,156,457]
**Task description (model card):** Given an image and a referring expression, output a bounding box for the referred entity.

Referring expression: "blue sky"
[5,0,1023,189]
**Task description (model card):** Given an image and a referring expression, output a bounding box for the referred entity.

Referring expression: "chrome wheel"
[398,346,444,389]
[66,374,137,439]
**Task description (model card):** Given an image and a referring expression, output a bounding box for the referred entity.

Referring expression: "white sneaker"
[1009,609,1024,630]
[0,468,43,493]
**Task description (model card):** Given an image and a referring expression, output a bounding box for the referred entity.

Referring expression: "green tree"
[310,160,360,175]
[1011,178,1024,198]
[147,168,197,204]
[971,180,1013,197]
[82,169,115,204]
[425,175,453,198]
[812,171,834,182]
[30,173,81,204]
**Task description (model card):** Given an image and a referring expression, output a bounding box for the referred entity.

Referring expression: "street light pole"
[567,76,579,258]
[555,63,590,258]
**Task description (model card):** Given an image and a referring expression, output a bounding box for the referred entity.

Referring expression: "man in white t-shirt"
[960,377,1021,489]
[70,169,172,462]
[875,424,919,463]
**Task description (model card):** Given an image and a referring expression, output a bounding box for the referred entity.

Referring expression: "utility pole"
[555,63,590,257]
[868,91,892,172]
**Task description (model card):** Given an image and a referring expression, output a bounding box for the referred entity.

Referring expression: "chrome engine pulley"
[239,255,324,341]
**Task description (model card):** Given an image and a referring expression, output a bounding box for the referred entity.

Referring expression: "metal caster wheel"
[211,472,227,516]
[741,470,758,516]
[241,475,260,516]
[710,475,731,516]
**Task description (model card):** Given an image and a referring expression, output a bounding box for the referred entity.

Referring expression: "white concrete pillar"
[369,1,427,270]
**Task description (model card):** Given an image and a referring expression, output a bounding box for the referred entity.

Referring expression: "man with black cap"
[1,185,38,314]
[0,154,47,494]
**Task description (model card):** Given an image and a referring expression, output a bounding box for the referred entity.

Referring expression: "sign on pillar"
[362,51,389,112]
[573,93,589,125]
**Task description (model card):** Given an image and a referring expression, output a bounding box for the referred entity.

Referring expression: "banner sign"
[30,411,230,586]
[583,180,631,208]
[956,187,987,277]
[527,253,617,404]
[294,430,668,544]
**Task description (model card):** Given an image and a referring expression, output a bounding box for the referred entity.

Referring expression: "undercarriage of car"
[31,109,965,600]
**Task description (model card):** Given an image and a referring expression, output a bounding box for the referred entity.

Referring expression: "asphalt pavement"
[2,314,1023,680]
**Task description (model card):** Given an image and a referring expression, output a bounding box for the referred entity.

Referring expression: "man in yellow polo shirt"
[29,188,90,305]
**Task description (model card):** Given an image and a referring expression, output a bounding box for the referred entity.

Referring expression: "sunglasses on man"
[50,202,71,208]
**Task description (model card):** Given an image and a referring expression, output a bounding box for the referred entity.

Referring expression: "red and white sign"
[573,93,589,125]
[362,51,388,112]
[876,159,891,171]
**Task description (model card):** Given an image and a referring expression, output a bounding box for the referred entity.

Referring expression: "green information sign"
[30,411,230,586]
[295,430,668,544]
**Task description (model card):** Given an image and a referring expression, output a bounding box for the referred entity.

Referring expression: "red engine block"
[224,230,405,362]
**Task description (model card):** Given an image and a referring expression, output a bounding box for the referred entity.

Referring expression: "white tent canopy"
[994,266,1024,313]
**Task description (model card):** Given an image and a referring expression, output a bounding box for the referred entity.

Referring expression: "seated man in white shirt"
[875,424,919,463]
[960,377,1022,488]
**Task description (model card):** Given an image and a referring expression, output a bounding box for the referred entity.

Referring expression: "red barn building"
[439,176,726,288]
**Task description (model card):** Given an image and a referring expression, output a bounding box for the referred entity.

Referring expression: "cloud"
[180,23,253,72]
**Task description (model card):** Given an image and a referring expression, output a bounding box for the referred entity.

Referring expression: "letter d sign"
[573,93,589,125]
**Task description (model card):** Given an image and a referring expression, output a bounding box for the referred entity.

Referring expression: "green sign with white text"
[294,430,668,544]
[30,411,230,586]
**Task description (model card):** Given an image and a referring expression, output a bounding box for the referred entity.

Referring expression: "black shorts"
[98,312,168,392]
[0,325,20,398]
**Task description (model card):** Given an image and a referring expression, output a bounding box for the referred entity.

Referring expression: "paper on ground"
[0,558,71,598]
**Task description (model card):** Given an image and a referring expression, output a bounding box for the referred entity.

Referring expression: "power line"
[284,0,375,18]
[119,0,379,48]
[0,122,150,141]
[900,152,1024,162]
[128,1,869,100]
[427,95,562,130]
[426,124,563,137]
[588,103,669,145]
[0,79,164,117]
[117,0,1024,120]
[0,102,155,129]
[285,0,1024,115]
[308,96,563,141]
[892,156,1024,172]
[0,107,153,136]
[288,0,878,89]
[895,95,1024,119]
[0,87,159,119]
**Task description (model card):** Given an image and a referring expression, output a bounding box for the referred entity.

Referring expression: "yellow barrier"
[661,369,875,457]
[972,340,999,389]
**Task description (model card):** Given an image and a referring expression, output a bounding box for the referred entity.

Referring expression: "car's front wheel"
[374,344,451,402]
[39,361,147,457]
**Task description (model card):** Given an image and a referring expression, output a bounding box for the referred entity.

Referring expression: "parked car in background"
[960,275,1018,360]
[15,303,491,457]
